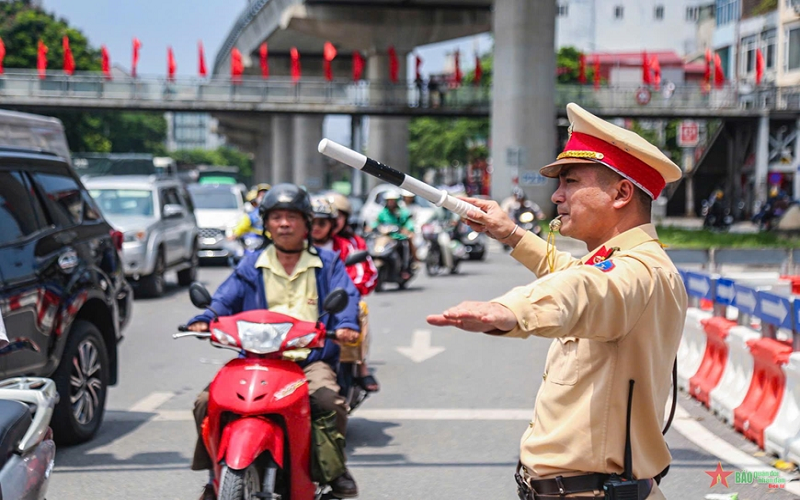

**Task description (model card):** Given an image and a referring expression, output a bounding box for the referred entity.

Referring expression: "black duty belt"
[516,472,653,500]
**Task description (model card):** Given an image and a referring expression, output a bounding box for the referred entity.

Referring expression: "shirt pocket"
[548,336,580,386]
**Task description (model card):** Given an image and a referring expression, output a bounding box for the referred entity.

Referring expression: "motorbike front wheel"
[218,463,273,500]
[426,246,442,276]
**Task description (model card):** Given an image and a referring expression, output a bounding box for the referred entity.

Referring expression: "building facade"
[165,112,225,152]
[556,0,713,55]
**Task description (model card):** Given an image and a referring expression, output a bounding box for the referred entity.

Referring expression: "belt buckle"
[515,472,533,500]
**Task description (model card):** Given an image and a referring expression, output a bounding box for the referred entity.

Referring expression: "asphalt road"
[48,243,800,500]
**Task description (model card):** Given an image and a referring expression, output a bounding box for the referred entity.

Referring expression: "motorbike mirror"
[189,282,212,309]
[322,288,349,315]
[344,250,369,267]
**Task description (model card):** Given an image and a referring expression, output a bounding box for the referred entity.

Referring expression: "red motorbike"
[175,283,349,500]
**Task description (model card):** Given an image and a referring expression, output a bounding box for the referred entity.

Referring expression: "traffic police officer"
[428,103,688,500]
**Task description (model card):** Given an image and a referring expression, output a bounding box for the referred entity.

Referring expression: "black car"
[0,149,132,445]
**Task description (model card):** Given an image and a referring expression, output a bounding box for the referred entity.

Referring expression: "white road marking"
[127,391,175,413]
[396,329,445,363]
[672,405,800,495]
[354,409,531,420]
[107,407,533,422]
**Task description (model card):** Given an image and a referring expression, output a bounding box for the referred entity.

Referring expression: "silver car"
[85,175,199,297]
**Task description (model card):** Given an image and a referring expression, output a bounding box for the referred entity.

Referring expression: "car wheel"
[177,244,198,286]
[51,320,109,445]
[140,252,165,298]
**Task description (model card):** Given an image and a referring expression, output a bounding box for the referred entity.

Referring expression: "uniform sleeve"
[491,256,653,342]
[187,270,247,325]
[510,230,582,277]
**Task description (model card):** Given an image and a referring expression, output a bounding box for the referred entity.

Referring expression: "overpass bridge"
[2,70,798,119]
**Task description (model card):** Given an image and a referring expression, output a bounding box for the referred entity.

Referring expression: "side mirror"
[189,282,212,309]
[163,203,185,219]
[322,288,349,315]
[344,250,369,267]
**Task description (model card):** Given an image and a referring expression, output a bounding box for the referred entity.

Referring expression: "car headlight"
[123,230,147,243]
[236,321,293,354]
[518,212,535,224]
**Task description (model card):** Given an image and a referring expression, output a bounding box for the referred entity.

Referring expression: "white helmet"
[383,190,401,201]
[400,189,414,198]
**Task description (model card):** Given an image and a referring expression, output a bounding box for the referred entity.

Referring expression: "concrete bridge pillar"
[292,115,326,191]
[271,115,294,185]
[490,0,557,215]
[755,114,770,212]
[253,119,272,185]
[795,117,800,201]
[366,50,409,192]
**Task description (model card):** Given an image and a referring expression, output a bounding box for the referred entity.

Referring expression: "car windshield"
[188,188,239,210]
[89,189,154,216]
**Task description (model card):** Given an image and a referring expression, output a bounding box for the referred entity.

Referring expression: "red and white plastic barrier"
[689,317,737,406]
[766,352,800,461]
[709,325,761,425]
[678,308,712,391]
[733,338,793,449]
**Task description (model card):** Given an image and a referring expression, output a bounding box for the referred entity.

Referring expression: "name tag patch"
[594,260,615,272]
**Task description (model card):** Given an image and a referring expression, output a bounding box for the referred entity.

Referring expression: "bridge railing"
[0,70,797,112]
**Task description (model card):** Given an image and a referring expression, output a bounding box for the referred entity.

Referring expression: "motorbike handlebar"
[173,331,212,340]
[177,324,189,332]
[326,331,338,340]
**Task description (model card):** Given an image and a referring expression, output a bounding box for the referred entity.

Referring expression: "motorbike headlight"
[212,328,238,347]
[236,321,293,354]
[519,212,535,224]
[286,332,317,349]
[467,231,479,241]
[123,230,147,243]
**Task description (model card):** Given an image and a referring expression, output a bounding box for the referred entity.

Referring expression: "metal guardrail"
[668,247,800,271]
[0,69,798,115]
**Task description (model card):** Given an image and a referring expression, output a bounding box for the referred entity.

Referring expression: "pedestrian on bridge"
[428,103,688,500]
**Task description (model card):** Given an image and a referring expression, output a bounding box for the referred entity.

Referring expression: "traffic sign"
[519,171,548,186]
[685,271,714,300]
[755,291,793,330]
[732,284,758,316]
[715,278,736,306]
[678,121,699,148]
[795,298,800,332]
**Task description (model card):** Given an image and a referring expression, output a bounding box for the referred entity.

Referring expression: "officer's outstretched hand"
[427,301,517,334]
[460,197,521,246]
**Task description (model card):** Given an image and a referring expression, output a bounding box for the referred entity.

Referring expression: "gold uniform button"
[522,319,529,329]
[542,372,547,381]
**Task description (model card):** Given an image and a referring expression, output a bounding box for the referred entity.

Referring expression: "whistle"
[549,215,563,232]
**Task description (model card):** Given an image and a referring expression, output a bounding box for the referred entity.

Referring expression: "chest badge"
[594,260,615,272]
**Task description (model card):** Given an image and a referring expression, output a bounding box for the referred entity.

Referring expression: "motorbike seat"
[0,400,32,468]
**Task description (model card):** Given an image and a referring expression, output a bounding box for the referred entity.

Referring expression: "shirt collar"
[581,223,659,265]
[255,245,323,279]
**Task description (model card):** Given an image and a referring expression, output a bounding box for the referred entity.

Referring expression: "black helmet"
[259,183,313,223]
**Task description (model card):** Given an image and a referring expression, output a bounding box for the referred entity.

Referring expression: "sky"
[42,0,492,79]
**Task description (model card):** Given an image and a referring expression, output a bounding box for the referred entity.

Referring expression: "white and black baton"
[317,139,485,221]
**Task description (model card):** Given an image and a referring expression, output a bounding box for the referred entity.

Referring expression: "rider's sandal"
[356,374,380,393]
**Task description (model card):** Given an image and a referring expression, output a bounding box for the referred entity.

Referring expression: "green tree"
[170,146,253,181]
[408,117,489,174]
[0,1,168,154]
[0,1,100,71]
[557,46,598,84]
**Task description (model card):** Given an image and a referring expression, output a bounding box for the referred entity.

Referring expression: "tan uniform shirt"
[492,224,687,480]
[256,245,322,323]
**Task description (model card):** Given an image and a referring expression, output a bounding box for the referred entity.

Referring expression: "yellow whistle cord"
[546,216,562,274]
